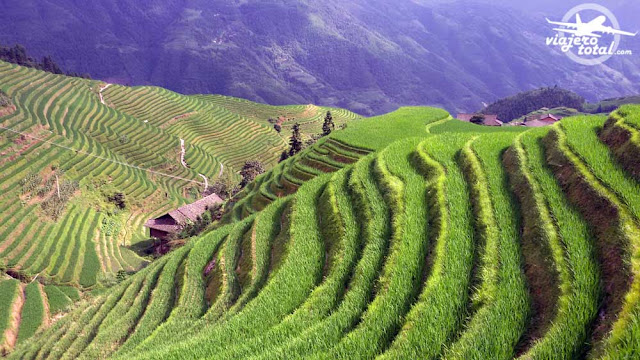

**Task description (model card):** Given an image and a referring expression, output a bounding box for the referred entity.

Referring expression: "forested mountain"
[1,0,639,115]
[0,43,90,79]
[481,87,586,122]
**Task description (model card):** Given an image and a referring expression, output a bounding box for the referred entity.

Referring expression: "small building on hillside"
[457,113,503,126]
[145,193,224,240]
[523,113,563,127]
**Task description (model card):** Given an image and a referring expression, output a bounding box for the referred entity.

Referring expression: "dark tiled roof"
[144,193,224,232]
[144,220,181,232]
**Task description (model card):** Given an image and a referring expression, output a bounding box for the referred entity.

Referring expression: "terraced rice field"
[0,279,77,355]
[1,61,363,348]
[7,100,640,358]
[196,95,362,137]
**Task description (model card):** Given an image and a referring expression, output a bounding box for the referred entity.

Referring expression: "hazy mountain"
[1,0,639,115]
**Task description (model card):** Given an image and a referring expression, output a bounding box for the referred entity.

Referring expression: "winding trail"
[199,174,208,189]
[98,83,112,105]
[180,139,188,168]
[181,138,209,190]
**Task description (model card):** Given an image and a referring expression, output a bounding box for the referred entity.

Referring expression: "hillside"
[480,87,585,122]
[585,95,640,114]
[5,90,640,358]
[2,1,640,115]
[0,61,361,350]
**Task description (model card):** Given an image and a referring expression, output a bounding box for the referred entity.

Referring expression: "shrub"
[240,161,265,188]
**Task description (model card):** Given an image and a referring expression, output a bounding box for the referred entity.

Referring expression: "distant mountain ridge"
[1,0,639,115]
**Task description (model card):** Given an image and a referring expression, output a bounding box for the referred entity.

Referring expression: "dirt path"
[199,174,208,190]
[218,163,224,178]
[180,139,188,168]
[38,283,51,328]
[181,138,209,190]
[1,283,25,355]
[99,83,112,105]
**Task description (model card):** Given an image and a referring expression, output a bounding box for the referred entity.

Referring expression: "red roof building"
[145,193,224,240]
[524,114,563,127]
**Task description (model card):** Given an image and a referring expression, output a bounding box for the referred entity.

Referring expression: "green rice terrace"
[2,60,640,358]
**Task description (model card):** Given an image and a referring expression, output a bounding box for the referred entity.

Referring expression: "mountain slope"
[2,0,639,115]
[0,61,361,348]
[8,102,640,358]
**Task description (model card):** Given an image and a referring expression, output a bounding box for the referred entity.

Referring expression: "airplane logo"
[546,13,637,38]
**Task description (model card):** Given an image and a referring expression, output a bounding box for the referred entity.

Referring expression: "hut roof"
[145,193,224,232]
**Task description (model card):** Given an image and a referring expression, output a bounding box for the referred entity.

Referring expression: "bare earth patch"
[1,284,24,355]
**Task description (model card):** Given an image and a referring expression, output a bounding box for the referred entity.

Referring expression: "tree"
[288,123,303,157]
[470,114,485,125]
[240,161,265,188]
[279,150,289,163]
[108,192,127,210]
[205,173,236,199]
[482,87,585,122]
[274,123,282,133]
[41,55,64,74]
[322,111,335,136]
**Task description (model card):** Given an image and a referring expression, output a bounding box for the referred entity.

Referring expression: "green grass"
[57,286,81,301]
[16,282,44,344]
[510,129,600,358]
[0,279,20,346]
[252,157,389,359]
[556,117,640,357]
[330,107,449,151]
[128,174,332,359]
[380,134,475,359]
[204,167,362,359]
[43,286,72,315]
[318,139,429,359]
[444,133,529,360]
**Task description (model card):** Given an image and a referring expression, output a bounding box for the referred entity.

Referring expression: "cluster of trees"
[0,43,91,79]
[279,111,335,162]
[205,160,266,201]
[470,114,486,124]
[481,86,585,122]
[41,179,79,220]
[19,168,78,220]
[268,117,282,133]
[107,192,127,210]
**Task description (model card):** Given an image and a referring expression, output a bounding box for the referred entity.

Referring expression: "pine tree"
[288,123,303,157]
[322,111,335,136]
[279,150,289,163]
